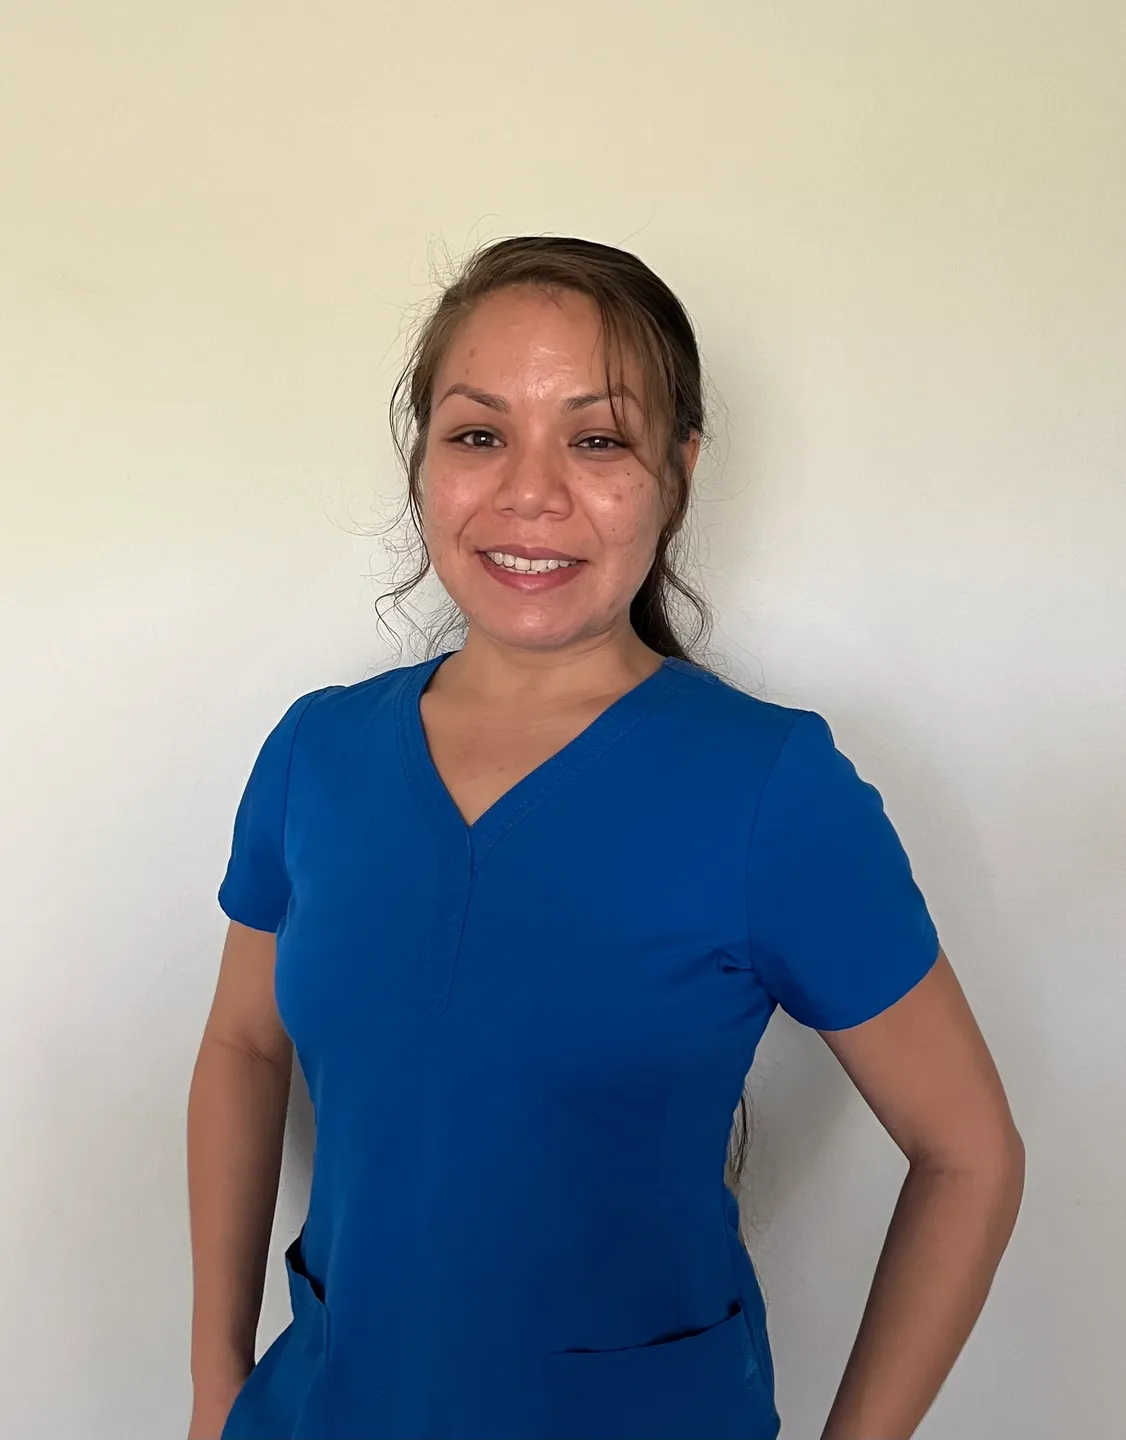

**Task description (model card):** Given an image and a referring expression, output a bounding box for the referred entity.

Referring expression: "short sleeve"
[745,710,940,1031]
[216,687,335,932]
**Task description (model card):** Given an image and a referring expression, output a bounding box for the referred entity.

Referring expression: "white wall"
[2,3,1122,1436]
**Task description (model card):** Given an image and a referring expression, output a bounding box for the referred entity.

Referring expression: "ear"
[680,429,702,479]
[658,431,702,532]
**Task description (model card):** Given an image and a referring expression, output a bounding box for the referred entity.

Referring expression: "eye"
[450,429,500,449]
[576,435,625,452]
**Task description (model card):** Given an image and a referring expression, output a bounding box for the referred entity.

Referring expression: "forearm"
[186,1034,292,1398]
[821,1141,1025,1440]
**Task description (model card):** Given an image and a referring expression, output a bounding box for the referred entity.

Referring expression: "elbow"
[1002,1123,1027,1210]
[981,1125,1027,1247]
[990,1117,1026,1196]
[914,1120,1026,1213]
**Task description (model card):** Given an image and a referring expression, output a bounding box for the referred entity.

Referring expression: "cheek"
[421,460,478,533]
[588,472,664,549]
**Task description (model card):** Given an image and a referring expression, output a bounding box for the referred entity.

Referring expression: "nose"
[492,432,572,518]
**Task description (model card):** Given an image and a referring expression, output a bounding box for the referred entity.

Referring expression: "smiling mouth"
[479,549,585,572]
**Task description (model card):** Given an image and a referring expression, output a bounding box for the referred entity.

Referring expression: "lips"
[477,551,586,590]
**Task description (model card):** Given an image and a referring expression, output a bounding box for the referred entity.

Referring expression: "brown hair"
[371,233,753,1199]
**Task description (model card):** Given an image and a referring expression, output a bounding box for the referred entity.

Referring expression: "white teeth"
[484,551,580,573]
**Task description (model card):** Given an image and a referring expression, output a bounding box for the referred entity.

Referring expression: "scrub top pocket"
[220,1229,332,1440]
[543,1302,777,1440]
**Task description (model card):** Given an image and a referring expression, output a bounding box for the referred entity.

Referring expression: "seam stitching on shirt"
[741,708,813,995]
[279,685,343,881]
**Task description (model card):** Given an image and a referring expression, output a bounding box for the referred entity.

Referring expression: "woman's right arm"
[186,919,294,1439]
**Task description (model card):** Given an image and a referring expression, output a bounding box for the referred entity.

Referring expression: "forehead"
[437,286,643,391]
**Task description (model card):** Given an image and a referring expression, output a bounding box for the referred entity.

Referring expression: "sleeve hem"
[796,922,942,1033]
[217,882,282,934]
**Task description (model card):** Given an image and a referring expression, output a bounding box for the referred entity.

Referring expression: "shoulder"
[269,655,432,741]
[662,660,876,835]
[665,656,824,769]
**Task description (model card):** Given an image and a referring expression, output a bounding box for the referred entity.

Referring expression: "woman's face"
[420,285,698,656]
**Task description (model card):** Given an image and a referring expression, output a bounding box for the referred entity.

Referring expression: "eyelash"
[449,430,625,453]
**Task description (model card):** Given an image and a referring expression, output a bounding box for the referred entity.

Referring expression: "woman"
[187,236,1025,1440]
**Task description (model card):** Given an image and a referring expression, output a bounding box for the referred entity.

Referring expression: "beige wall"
[2,4,1123,1436]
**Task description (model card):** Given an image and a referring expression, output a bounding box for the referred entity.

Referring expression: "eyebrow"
[435,382,641,414]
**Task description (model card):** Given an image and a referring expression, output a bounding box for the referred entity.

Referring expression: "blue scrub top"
[216,651,939,1440]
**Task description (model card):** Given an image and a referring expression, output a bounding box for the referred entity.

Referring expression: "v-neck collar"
[394,649,693,864]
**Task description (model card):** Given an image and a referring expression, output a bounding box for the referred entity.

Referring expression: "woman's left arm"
[816,948,1025,1440]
